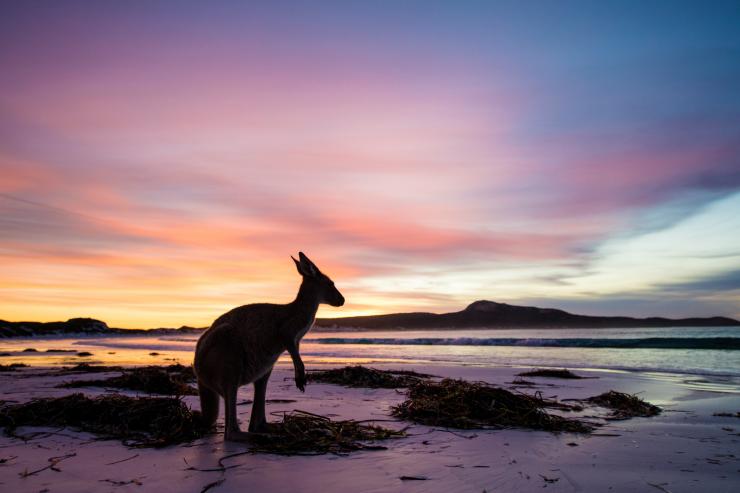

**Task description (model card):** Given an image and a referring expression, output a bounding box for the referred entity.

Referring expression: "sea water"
[2,326,738,388]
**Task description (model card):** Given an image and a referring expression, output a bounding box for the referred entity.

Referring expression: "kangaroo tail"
[196,381,220,429]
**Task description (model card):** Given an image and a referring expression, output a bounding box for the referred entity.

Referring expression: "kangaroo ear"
[291,255,304,276]
[297,251,319,277]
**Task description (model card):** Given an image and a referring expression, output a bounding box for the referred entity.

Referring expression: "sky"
[1,1,739,328]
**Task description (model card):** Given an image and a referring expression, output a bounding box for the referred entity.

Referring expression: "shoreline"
[2,328,740,382]
[3,350,740,385]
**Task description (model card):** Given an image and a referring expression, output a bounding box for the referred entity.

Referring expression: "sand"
[0,363,738,493]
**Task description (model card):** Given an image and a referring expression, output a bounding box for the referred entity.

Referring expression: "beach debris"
[211,450,252,471]
[534,392,584,412]
[392,379,592,433]
[585,391,661,420]
[237,398,296,406]
[46,349,75,353]
[59,364,197,395]
[99,477,145,486]
[508,377,537,386]
[646,481,672,493]
[540,474,560,483]
[0,393,206,447]
[149,352,160,356]
[76,352,93,357]
[713,412,740,418]
[19,452,77,477]
[246,410,405,455]
[183,457,242,473]
[200,478,226,493]
[399,475,429,480]
[55,363,125,374]
[105,453,139,465]
[517,368,586,379]
[307,365,433,388]
[0,363,28,372]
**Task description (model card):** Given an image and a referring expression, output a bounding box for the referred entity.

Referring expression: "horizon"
[2,1,740,329]
[2,298,738,331]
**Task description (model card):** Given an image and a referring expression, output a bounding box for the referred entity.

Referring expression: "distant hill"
[0,318,202,338]
[0,318,112,338]
[313,300,739,330]
[1,300,737,337]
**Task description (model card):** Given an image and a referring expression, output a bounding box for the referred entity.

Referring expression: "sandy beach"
[1,361,738,493]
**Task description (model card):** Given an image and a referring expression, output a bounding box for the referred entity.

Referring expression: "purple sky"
[1,1,739,327]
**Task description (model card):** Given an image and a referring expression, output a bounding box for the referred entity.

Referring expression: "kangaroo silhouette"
[194,252,344,441]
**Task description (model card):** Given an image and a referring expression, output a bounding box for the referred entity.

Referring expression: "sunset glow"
[1,1,739,327]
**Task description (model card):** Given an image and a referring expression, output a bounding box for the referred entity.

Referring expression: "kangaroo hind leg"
[196,381,219,429]
[223,383,251,442]
[248,369,272,433]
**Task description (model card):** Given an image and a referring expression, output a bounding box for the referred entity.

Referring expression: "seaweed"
[163,363,196,381]
[391,378,592,433]
[713,412,740,418]
[585,391,661,420]
[0,363,29,372]
[508,377,537,386]
[307,365,433,388]
[517,369,585,379]
[0,393,206,447]
[59,365,197,396]
[246,410,405,455]
[58,363,125,373]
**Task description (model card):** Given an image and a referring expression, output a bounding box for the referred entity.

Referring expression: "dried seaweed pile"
[59,364,197,395]
[392,379,592,433]
[307,365,432,388]
[586,391,661,420]
[713,411,740,418]
[162,363,196,380]
[247,410,405,455]
[517,369,585,379]
[59,363,125,373]
[0,393,206,447]
[0,363,28,372]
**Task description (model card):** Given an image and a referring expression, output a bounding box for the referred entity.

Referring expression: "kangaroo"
[193,252,344,441]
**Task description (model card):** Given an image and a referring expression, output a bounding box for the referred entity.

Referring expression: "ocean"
[2,326,738,390]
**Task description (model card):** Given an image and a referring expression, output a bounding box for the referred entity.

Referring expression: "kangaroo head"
[291,252,345,307]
